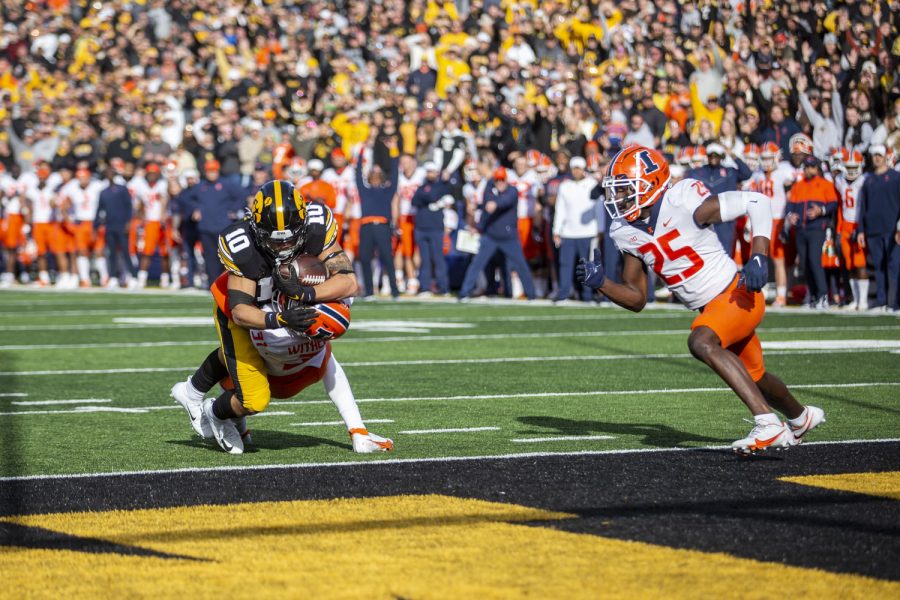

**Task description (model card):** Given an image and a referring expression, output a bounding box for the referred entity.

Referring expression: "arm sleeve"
[856,181,866,234]
[552,187,565,236]
[718,191,772,239]
[798,93,824,128]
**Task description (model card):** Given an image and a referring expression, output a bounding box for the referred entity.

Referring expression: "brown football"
[277,254,328,286]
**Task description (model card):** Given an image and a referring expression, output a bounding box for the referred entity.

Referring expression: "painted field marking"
[248,411,295,417]
[2,438,899,482]
[0,308,212,318]
[6,345,899,377]
[512,435,617,443]
[2,381,896,417]
[0,392,27,397]
[11,399,112,406]
[2,325,900,351]
[399,427,500,435]
[292,419,394,427]
[764,340,900,349]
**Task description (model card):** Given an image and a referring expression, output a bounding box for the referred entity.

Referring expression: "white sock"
[137,270,148,287]
[184,377,206,402]
[787,408,808,427]
[39,270,50,283]
[161,272,170,287]
[776,286,786,299]
[323,356,365,431]
[754,412,780,426]
[95,256,108,282]
[850,279,860,307]
[858,278,869,309]
[77,256,91,283]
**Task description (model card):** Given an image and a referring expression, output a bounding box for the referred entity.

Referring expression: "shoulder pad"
[217,222,271,279]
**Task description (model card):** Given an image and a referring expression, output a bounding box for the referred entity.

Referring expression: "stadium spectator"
[686,143,752,255]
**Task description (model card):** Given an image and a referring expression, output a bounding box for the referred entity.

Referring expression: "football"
[277,254,328,286]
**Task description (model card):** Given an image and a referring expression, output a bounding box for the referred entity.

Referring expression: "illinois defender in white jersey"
[59,167,108,287]
[833,149,869,310]
[393,155,425,294]
[128,164,175,288]
[0,164,22,286]
[21,163,67,286]
[508,154,544,256]
[576,145,825,455]
[748,142,796,306]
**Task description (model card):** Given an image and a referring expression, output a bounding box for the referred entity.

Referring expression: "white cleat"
[234,415,252,446]
[732,420,795,455]
[789,406,826,442]
[202,399,244,455]
[350,428,394,453]
[170,380,212,438]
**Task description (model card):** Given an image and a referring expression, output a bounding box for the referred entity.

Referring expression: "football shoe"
[788,406,826,441]
[732,420,795,455]
[202,399,244,455]
[350,428,394,453]
[170,379,212,439]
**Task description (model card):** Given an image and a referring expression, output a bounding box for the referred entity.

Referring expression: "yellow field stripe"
[781,471,900,501]
[274,179,284,231]
[2,495,898,599]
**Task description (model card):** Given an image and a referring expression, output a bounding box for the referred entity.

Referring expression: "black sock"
[212,390,239,420]
[190,349,229,393]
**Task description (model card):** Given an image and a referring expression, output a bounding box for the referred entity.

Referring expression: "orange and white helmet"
[690,145,708,167]
[601,145,671,222]
[842,147,864,180]
[676,146,694,166]
[275,291,351,341]
[285,157,307,182]
[586,153,602,173]
[742,143,760,170]
[760,142,781,172]
[526,149,543,169]
[789,133,813,156]
[829,147,845,173]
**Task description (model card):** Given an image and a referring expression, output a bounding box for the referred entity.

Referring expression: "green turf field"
[1,289,898,477]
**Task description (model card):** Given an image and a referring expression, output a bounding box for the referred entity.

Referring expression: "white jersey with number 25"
[609,178,737,310]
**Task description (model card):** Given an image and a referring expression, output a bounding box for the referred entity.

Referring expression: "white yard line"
[2,324,899,351]
[512,435,616,443]
[1,381,895,417]
[399,427,500,434]
[1,438,898,482]
[0,392,27,397]
[11,399,111,406]
[292,419,394,427]
[248,411,295,417]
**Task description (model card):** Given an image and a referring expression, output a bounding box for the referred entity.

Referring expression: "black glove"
[273,265,316,303]
[739,253,768,292]
[270,306,318,332]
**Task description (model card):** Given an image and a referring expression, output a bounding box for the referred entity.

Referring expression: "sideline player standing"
[576,145,825,454]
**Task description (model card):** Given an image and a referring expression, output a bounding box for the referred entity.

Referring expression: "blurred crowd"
[0,0,899,309]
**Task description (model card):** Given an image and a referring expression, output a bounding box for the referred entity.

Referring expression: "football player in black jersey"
[171,179,358,454]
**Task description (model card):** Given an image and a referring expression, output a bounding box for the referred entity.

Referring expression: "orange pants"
[128,218,140,256]
[141,221,167,257]
[838,223,865,270]
[691,275,766,381]
[3,214,23,250]
[73,221,104,253]
[398,215,416,258]
[344,218,360,257]
[220,345,332,399]
[518,217,539,261]
[33,223,67,255]
[769,218,785,260]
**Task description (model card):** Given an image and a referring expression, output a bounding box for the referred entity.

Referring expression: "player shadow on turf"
[166,432,351,453]
[517,416,730,447]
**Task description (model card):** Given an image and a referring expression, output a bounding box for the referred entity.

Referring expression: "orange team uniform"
[129,176,170,257]
[0,172,23,251]
[833,173,867,270]
[610,177,766,381]
[21,171,66,255]
[210,272,340,398]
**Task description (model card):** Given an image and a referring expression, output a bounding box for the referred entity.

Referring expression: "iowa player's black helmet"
[249,179,309,261]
